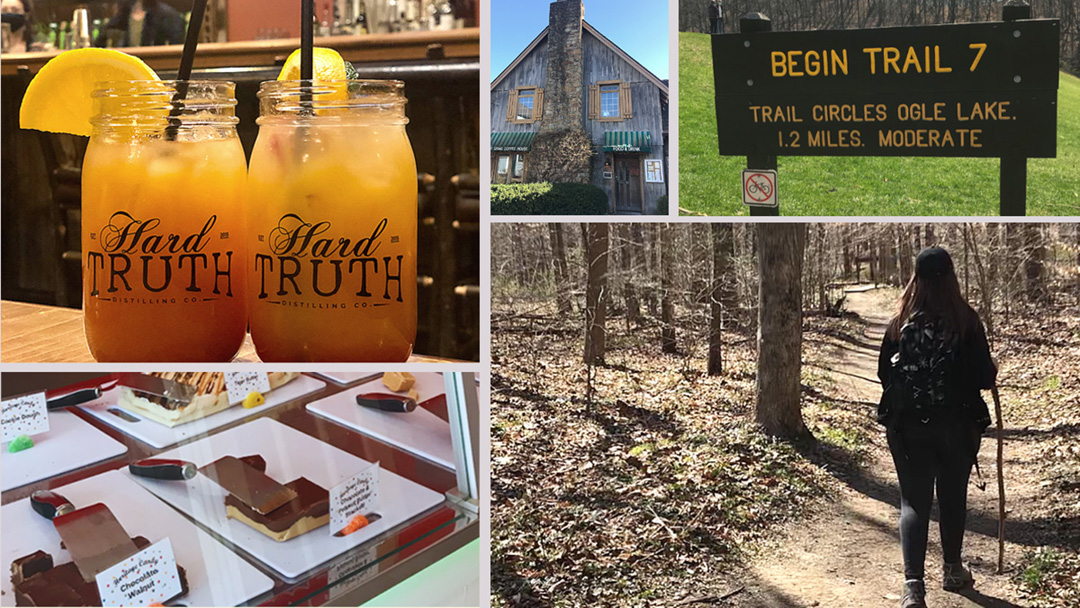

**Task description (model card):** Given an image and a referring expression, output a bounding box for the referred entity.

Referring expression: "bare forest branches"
[679,0,1080,73]
[493,223,1079,368]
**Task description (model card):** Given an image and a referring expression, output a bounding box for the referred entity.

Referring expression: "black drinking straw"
[166,0,209,140]
[300,0,314,111]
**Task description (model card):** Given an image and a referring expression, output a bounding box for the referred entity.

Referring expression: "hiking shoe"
[942,561,975,591]
[901,579,928,608]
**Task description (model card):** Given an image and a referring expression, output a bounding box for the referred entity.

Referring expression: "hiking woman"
[877,247,997,608]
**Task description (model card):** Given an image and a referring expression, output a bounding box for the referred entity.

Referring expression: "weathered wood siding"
[490,38,548,134]
[582,29,667,213]
[489,27,669,214]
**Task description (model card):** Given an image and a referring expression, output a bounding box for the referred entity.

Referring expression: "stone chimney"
[540,0,584,133]
[529,0,592,184]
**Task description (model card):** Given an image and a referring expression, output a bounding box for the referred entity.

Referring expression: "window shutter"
[621,82,633,120]
[534,88,545,123]
[506,89,518,121]
[588,84,599,120]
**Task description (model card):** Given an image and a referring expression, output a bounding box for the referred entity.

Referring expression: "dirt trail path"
[733,286,1031,608]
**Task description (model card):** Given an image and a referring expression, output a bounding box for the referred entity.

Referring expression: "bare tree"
[756,223,808,438]
[549,224,572,315]
[709,223,735,375]
[661,223,677,353]
[584,224,609,364]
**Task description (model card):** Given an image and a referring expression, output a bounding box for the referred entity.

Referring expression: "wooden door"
[614,154,642,213]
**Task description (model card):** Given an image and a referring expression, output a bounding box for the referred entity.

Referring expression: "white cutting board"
[305,376,453,470]
[128,418,445,580]
[0,470,273,607]
[77,375,327,449]
[310,372,382,386]
[0,411,128,492]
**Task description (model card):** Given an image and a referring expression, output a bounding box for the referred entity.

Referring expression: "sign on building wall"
[644,159,665,183]
[712,20,1060,158]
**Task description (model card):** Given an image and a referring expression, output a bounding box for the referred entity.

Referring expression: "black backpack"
[889,312,956,421]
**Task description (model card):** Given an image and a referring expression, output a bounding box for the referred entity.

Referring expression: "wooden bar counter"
[0,301,459,363]
[0,28,480,76]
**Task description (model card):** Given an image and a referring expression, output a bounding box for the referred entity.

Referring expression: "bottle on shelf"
[355,1,368,34]
[70,8,91,49]
[57,20,68,50]
[319,7,331,36]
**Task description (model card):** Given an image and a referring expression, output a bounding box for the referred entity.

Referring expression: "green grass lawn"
[679,32,1080,216]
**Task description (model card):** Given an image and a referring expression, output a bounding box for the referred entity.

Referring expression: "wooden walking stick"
[992,385,1006,574]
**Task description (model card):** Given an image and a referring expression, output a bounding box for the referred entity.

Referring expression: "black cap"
[915,247,954,279]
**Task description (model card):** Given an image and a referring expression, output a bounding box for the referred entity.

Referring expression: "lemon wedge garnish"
[20,48,159,137]
[277,47,350,81]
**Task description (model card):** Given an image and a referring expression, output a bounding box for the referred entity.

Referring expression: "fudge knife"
[356,394,418,413]
[112,373,198,410]
[30,491,139,582]
[128,458,198,481]
[45,387,101,410]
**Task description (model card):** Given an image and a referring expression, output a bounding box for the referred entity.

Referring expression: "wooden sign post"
[712,1,1060,216]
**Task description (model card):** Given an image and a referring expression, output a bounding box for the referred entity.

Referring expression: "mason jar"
[82,80,247,362]
[247,79,418,362]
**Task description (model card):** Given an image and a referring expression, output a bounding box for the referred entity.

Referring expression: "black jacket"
[877,311,997,431]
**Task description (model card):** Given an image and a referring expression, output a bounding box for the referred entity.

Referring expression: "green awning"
[603,131,652,153]
[491,131,536,152]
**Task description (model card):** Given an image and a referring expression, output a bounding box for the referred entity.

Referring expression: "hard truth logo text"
[87,212,232,296]
[255,215,404,301]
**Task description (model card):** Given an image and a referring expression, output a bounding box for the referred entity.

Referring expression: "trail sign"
[713,20,1059,158]
[743,169,777,207]
[713,5,1060,215]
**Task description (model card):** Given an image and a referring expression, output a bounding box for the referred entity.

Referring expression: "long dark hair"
[886,252,980,342]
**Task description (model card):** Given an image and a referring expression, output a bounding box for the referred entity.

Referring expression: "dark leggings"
[887,414,978,580]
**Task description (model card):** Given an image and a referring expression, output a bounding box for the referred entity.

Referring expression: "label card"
[328,545,379,601]
[329,461,381,535]
[224,372,271,404]
[95,538,183,607]
[1,392,49,443]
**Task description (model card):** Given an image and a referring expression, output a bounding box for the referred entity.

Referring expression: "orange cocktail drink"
[82,81,247,361]
[247,80,417,362]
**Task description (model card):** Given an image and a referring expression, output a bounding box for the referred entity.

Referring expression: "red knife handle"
[129,458,197,481]
[30,491,75,519]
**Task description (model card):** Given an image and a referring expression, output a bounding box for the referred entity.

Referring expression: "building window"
[590,80,631,122]
[513,154,526,178]
[507,87,544,124]
[600,84,620,118]
[497,155,510,175]
[516,89,535,121]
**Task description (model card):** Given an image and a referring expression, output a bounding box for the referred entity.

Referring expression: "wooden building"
[490,0,669,214]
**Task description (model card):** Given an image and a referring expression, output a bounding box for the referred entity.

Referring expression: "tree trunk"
[549,224,572,315]
[618,224,638,328]
[756,224,808,439]
[661,224,677,353]
[708,223,734,375]
[899,224,914,282]
[583,223,609,364]
[1024,224,1046,302]
[842,224,853,280]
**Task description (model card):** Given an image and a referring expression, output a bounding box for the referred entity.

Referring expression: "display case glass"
[0,371,479,606]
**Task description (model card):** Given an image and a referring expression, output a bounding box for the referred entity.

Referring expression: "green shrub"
[657,195,669,215]
[491,182,609,215]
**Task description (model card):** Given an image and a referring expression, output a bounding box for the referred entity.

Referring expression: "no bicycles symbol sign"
[743,169,778,207]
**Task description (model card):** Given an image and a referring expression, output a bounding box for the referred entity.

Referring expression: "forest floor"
[732,287,1080,608]
[491,285,1079,608]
